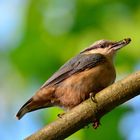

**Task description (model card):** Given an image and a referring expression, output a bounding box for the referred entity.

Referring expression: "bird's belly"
[55,63,116,109]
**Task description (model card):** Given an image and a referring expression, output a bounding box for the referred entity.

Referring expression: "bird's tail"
[16,87,55,120]
[16,98,33,120]
[16,97,51,120]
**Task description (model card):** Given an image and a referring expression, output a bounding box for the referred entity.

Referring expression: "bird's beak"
[111,38,131,50]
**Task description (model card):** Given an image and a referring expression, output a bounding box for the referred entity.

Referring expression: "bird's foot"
[90,93,100,129]
[92,118,101,129]
[90,92,97,103]
[57,113,65,118]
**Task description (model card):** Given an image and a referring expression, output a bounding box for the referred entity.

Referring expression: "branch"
[25,71,140,140]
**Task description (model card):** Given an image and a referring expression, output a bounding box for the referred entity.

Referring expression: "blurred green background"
[0,0,140,139]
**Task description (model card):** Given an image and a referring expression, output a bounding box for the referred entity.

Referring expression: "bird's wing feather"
[41,53,106,88]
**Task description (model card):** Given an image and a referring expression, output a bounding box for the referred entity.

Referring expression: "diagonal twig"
[25,71,140,140]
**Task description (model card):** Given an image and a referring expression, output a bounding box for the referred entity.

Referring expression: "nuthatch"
[16,38,131,127]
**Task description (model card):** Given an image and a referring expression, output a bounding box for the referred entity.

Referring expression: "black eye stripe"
[81,45,98,53]
[81,43,106,53]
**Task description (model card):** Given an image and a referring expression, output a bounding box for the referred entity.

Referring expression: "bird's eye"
[100,45,104,48]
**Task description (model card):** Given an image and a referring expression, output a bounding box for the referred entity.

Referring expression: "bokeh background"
[0,0,140,140]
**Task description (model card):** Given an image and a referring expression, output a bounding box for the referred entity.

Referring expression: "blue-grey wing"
[41,53,106,88]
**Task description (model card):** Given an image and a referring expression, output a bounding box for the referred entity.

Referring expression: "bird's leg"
[89,92,97,103]
[92,118,101,129]
[89,92,101,129]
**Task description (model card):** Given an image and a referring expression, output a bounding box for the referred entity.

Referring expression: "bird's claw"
[90,92,97,103]
[57,113,65,118]
[92,118,101,129]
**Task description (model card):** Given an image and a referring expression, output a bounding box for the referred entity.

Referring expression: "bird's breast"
[55,60,116,109]
[74,61,116,92]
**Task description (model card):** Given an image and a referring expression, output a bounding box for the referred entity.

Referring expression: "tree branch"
[25,71,140,140]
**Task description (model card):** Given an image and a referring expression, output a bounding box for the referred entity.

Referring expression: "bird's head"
[81,38,131,59]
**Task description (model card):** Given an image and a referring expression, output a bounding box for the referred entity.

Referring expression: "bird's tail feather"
[16,88,55,120]
[16,97,52,120]
[16,98,33,120]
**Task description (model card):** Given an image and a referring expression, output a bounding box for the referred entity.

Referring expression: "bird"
[16,38,131,126]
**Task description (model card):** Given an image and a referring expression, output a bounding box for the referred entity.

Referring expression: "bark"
[25,71,140,140]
